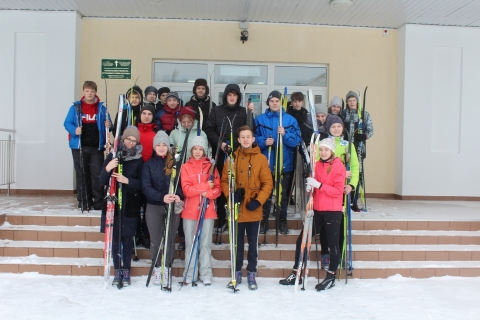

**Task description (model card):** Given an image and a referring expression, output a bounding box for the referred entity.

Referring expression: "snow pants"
[72,147,104,208]
[182,218,214,282]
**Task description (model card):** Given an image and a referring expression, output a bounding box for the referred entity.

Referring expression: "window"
[153,62,207,83]
[214,64,268,85]
[274,66,327,87]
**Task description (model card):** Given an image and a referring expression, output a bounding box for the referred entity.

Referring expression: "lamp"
[330,0,353,11]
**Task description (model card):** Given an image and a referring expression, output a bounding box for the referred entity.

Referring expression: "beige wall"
[81,19,397,194]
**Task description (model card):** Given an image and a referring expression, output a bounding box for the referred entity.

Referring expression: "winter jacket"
[220,145,273,223]
[312,157,346,212]
[169,120,209,157]
[254,108,302,173]
[138,122,157,162]
[63,97,110,150]
[204,84,248,154]
[142,154,184,206]
[99,147,144,237]
[287,105,314,145]
[180,157,221,220]
[155,105,180,134]
[185,95,217,128]
[113,105,141,138]
[342,109,373,158]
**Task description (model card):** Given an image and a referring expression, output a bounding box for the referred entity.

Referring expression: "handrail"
[0,130,15,195]
[0,128,16,133]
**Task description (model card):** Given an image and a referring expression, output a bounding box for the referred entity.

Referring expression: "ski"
[273,92,286,247]
[213,118,228,245]
[103,94,124,288]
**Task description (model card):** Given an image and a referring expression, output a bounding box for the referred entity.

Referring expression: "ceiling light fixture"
[330,0,353,11]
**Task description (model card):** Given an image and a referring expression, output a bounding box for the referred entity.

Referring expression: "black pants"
[262,171,292,220]
[236,221,260,272]
[216,155,227,227]
[294,211,342,273]
[72,147,104,208]
[112,234,134,270]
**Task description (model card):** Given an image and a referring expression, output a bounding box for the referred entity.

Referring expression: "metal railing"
[0,128,16,195]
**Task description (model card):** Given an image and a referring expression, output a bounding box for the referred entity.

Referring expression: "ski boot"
[247,271,258,290]
[153,267,161,286]
[227,271,242,289]
[279,269,302,286]
[162,267,171,291]
[122,269,131,286]
[351,204,361,212]
[315,271,336,291]
[321,254,330,270]
[280,220,289,235]
[112,269,122,286]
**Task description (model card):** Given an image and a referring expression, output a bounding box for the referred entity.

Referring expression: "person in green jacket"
[169,106,209,157]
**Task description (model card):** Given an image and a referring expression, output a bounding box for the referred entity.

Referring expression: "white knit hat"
[319,138,336,153]
[190,136,208,153]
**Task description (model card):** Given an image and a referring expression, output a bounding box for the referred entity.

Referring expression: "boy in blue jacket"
[64,81,111,211]
[254,90,301,235]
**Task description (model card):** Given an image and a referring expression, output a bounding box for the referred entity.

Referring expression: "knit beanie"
[346,91,358,102]
[329,96,342,108]
[144,86,158,97]
[121,126,140,142]
[153,131,170,148]
[325,115,344,135]
[126,85,144,103]
[165,92,180,103]
[266,90,282,106]
[179,106,196,120]
[157,87,170,98]
[190,136,208,153]
[193,78,209,95]
[315,103,328,115]
[319,138,336,153]
[141,104,156,116]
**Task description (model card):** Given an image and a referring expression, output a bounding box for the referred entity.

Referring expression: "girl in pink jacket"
[180,136,221,286]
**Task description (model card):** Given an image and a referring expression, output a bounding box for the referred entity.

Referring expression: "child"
[144,86,158,105]
[155,91,181,135]
[156,87,170,114]
[63,80,111,211]
[99,126,143,286]
[286,92,313,145]
[138,104,157,162]
[142,131,183,287]
[220,125,273,290]
[169,106,209,158]
[185,78,217,128]
[315,103,329,135]
[180,136,221,285]
[328,96,342,116]
[113,85,143,137]
[255,90,302,235]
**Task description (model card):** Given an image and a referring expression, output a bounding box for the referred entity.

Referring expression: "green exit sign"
[101,59,131,79]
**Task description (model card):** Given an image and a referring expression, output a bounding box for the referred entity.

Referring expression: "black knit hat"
[193,78,209,95]
[125,85,144,105]
[325,115,344,135]
[141,103,156,116]
[144,86,158,97]
[157,87,170,98]
[165,92,180,103]
[266,90,282,106]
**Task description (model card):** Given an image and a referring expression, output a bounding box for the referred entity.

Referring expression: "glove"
[174,200,184,214]
[224,144,233,157]
[355,133,367,142]
[233,188,245,204]
[306,177,321,189]
[246,199,261,211]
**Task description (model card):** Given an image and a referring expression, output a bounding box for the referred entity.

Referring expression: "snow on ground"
[0,274,479,320]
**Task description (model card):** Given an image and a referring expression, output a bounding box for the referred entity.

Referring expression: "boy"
[220,125,273,290]
[155,91,181,135]
[255,90,302,235]
[144,86,158,105]
[185,78,217,128]
[113,85,143,137]
[156,87,170,114]
[343,91,373,212]
[138,104,157,162]
[286,92,313,145]
[63,80,111,211]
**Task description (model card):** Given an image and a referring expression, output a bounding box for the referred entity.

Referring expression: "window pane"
[274,66,327,87]
[214,64,268,84]
[154,62,207,83]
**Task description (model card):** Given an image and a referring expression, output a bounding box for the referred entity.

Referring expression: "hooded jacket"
[180,156,221,220]
[312,157,346,212]
[169,120,209,157]
[287,105,314,145]
[138,122,157,162]
[220,145,273,223]
[254,108,302,173]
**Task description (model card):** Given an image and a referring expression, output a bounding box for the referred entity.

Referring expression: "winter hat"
[266,90,282,106]
[153,131,170,148]
[126,85,144,104]
[325,115,344,134]
[165,92,180,103]
[144,86,158,97]
[193,78,209,95]
[190,136,208,153]
[346,91,358,102]
[141,104,156,116]
[179,106,196,120]
[329,96,342,108]
[121,126,140,142]
[157,87,170,97]
[315,103,328,115]
[319,138,336,153]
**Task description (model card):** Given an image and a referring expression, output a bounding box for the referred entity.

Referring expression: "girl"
[142,131,183,288]
[180,136,221,285]
[100,126,143,287]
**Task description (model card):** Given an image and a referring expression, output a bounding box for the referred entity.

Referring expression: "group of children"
[63,78,373,291]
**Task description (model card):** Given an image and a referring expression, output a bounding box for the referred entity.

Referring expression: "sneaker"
[351,204,361,212]
[227,271,242,289]
[202,279,212,286]
[247,271,257,290]
[280,220,289,235]
[153,267,161,286]
[260,219,268,234]
[122,269,131,286]
[162,267,171,290]
[112,269,122,286]
[321,254,330,270]
[315,271,336,291]
[279,270,302,286]
[178,239,185,251]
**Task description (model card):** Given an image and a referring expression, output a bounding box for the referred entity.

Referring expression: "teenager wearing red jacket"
[180,136,221,286]
[279,138,345,291]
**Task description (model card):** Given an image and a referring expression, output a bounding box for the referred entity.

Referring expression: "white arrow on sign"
[115,60,118,67]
